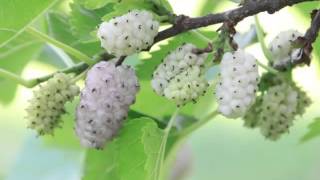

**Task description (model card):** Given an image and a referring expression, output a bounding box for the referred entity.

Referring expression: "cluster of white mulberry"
[269,30,302,69]
[97,10,159,57]
[26,73,79,135]
[151,43,209,106]
[25,8,312,148]
[75,61,139,149]
[216,49,260,118]
[243,75,311,140]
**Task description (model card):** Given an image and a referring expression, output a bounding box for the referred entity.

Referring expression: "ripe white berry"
[26,73,79,135]
[151,43,209,106]
[216,49,259,118]
[97,10,159,57]
[258,84,298,140]
[269,30,302,68]
[75,60,139,149]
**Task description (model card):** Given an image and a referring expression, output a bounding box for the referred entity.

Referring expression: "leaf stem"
[30,62,89,86]
[256,60,279,74]
[25,27,95,65]
[0,68,35,88]
[155,108,180,180]
[0,63,88,88]
[254,15,273,62]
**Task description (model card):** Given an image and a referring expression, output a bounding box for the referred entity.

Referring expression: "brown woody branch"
[295,9,320,65]
[114,0,319,65]
[153,0,319,44]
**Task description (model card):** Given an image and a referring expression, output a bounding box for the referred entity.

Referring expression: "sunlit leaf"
[0,0,59,48]
[301,117,320,142]
[69,3,114,42]
[0,33,43,104]
[46,11,103,57]
[74,0,116,10]
[83,117,163,180]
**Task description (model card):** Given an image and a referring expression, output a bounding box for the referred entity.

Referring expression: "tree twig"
[293,9,320,66]
[153,0,319,44]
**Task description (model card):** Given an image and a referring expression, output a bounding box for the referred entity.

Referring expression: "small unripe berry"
[26,73,79,135]
[151,43,209,106]
[259,84,298,140]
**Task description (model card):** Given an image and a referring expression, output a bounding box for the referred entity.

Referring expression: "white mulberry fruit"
[26,73,79,135]
[258,84,298,140]
[75,60,139,149]
[151,43,209,107]
[269,30,302,68]
[216,49,259,118]
[97,10,159,57]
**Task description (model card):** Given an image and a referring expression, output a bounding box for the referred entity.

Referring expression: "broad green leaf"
[198,0,222,16]
[46,11,103,57]
[0,0,59,48]
[148,0,173,14]
[0,33,43,104]
[301,117,320,142]
[102,2,154,21]
[83,117,163,180]
[75,0,116,10]
[69,3,114,42]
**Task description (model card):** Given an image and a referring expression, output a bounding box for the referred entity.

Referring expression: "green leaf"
[0,0,59,48]
[69,3,114,42]
[198,0,222,16]
[148,0,173,14]
[102,2,153,21]
[83,117,163,180]
[0,32,43,104]
[46,11,103,57]
[74,0,116,10]
[301,117,320,142]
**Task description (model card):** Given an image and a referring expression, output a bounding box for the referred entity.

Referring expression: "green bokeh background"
[1,0,320,180]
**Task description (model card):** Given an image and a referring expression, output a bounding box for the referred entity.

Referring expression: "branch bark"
[154,0,319,44]
[292,9,320,66]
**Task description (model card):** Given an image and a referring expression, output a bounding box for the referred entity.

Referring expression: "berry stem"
[155,108,180,180]
[0,63,88,88]
[0,68,35,88]
[256,60,279,74]
[254,15,274,62]
[71,69,89,83]
[25,27,95,65]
